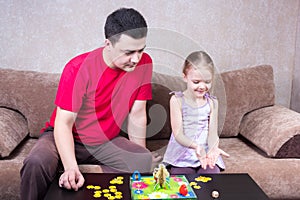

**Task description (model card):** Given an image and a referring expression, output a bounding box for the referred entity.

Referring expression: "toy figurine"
[153,164,171,190]
[132,170,141,181]
[179,184,188,196]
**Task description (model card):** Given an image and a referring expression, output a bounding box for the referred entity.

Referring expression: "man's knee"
[132,151,152,172]
[21,153,58,178]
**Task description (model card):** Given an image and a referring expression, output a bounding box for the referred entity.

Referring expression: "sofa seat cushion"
[239,105,300,158]
[219,137,300,199]
[0,108,29,158]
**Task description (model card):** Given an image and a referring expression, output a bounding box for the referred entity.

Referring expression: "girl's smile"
[184,67,212,99]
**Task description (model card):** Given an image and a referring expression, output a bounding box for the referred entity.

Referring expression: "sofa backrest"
[0,65,275,139]
[0,68,60,138]
[220,65,275,137]
[147,65,275,139]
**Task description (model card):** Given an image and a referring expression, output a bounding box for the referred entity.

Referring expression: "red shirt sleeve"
[55,52,90,112]
[134,52,153,101]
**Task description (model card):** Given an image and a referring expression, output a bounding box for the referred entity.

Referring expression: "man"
[20,8,154,200]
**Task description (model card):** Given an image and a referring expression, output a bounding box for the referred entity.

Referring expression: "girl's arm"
[207,98,230,168]
[207,98,219,151]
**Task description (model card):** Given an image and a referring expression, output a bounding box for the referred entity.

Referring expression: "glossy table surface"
[44,173,269,200]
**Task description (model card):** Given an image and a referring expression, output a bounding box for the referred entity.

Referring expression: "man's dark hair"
[104,8,148,45]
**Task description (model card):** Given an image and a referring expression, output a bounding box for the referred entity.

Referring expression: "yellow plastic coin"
[102,189,110,193]
[110,188,117,193]
[94,185,101,190]
[189,181,197,186]
[93,193,101,198]
[86,185,95,189]
[104,193,111,197]
[193,185,201,189]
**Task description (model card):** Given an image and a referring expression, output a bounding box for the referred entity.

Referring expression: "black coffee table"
[44,173,269,200]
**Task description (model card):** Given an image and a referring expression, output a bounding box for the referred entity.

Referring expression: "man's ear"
[104,39,112,50]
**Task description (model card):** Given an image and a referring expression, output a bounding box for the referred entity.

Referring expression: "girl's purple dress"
[163,91,225,169]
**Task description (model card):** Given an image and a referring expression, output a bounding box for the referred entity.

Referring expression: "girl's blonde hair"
[182,51,214,77]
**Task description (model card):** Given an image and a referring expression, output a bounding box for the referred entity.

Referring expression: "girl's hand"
[195,145,208,170]
[207,147,230,169]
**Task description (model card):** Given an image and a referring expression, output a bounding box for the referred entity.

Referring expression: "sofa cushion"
[146,83,172,139]
[276,135,300,158]
[220,65,275,137]
[0,69,59,138]
[0,108,29,158]
[145,72,186,140]
[240,105,300,158]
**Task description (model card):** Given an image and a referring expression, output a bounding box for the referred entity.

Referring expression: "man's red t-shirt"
[44,47,152,145]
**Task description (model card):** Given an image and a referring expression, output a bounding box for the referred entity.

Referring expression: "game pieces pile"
[86,176,124,199]
[189,175,212,190]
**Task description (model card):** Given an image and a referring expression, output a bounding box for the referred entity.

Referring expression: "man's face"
[105,34,146,72]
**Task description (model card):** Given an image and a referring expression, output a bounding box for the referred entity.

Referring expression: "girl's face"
[183,67,212,98]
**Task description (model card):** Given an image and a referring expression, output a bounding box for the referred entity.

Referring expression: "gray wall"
[291,2,300,113]
[0,0,299,109]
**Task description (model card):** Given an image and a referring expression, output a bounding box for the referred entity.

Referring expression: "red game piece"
[179,184,188,196]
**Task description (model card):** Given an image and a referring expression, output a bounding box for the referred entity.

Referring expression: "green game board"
[130,175,197,200]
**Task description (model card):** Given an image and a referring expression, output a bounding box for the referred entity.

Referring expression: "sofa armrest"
[239,105,300,158]
[0,108,29,158]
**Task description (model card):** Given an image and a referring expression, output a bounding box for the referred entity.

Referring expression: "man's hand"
[58,168,85,191]
[207,147,230,169]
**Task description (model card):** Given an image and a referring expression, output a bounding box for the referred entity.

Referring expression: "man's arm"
[54,107,84,191]
[127,100,147,147]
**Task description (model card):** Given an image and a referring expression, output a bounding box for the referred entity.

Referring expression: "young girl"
[163,51,229,174]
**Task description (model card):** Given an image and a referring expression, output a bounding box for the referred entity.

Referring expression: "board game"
[130,165,197,200]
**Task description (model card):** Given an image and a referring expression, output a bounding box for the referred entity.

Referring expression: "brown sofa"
[0,65,300,200]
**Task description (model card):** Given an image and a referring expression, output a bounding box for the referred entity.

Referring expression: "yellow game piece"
[86,185,95,189]
[115,191,122,195]
[93,193,101,198]
[109,185,116,189]
[115,195,123,199]
[94,185,101,190]
[104,193,111,197]
[117,176,124,180]
[193,185,201,189]
[189,181,197,186]
[195,176,212,182]
[102,189,110,193]
[110,188,117,193]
